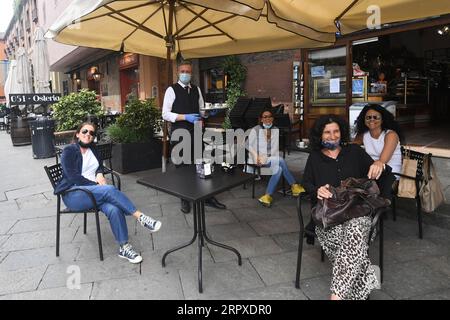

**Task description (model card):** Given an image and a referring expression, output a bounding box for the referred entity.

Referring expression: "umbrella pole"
[162,0,175,173]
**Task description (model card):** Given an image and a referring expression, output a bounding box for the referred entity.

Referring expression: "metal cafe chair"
[96,143,118,187]
[295,193,387,289]
[44,163,121,261]
[391,146,432,239]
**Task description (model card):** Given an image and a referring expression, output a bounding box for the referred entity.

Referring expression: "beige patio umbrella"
[46,0,337,169]
[46,0,450,167]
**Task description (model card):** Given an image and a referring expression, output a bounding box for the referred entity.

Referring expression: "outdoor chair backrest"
[97,143,113,161]
[44,164,63,190]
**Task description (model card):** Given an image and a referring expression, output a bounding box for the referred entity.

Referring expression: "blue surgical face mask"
[179,73,191,85]
[321,140,340,150]
[263,123,272,129]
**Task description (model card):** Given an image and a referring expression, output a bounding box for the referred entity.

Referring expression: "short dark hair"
[309,115,349,150]
[178,60,192,68]
[354,104,404,143]
[259,108,274,119]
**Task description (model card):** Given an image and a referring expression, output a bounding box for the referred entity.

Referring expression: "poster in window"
[311,66,325,77]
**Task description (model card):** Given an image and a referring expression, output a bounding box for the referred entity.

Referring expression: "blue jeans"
[265,157,296,195]
[62,185,137,246]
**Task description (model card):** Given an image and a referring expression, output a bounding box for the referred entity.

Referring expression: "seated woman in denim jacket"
[55,122,162,264]
[248,109,304,207]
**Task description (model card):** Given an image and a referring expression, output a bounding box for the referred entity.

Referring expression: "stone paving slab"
[208,236,284,263]
[206,282,308,300]
[0,283,93,300]
[10,206,56,220]
[251,250,331,286]
[231,206,289,222]
[422,255,450,279]
[407,288,450,300]
[0,228,78,252]
[180,260,265,300]
[152,227,199,251]
[0,219,17,235]
[205,222,258,242]
[380,237,450,263]
[381,260,450,299]
[0,200,19,214]
[15,193,56,210]
[185,210,238,227]
[0,235,10,248]
[220,197,262,210]
[7,215,74,234]
[297,274,333,300]
[271,232,316,253]
[0,251,8,264]
[0,266,47,296]
[142,245,215,272]
[38,256,140,290]
[0,243,81,272]
[5,185,53,201]
[91,273,184,300]
[249,217,300,236]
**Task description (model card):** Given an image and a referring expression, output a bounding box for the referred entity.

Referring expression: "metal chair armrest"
[111,171,121,190]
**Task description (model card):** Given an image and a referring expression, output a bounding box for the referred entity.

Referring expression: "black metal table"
[137,165,254,293]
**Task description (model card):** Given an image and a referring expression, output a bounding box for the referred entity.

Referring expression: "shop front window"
[202,68,226,103]
[309,47,347,105]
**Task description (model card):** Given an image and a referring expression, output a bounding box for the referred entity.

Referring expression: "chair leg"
[282,176,286,197]
[321,248,325,262]
[94,211,104,261]
[417,197,423,239]
[295,196,304,289]
[56,198,61,257]
[379,215,384,283]
[391,195,397,221]
[83,213,87,234]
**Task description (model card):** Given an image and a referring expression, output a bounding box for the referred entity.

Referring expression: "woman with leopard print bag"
[301,115,394,300]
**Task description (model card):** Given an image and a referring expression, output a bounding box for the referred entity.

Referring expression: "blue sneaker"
[118,243,142,264]
[139,214,162,233]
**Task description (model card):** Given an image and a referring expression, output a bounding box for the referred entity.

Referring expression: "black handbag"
[312,178,391,230]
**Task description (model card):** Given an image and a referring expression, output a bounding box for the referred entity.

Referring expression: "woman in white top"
[353,104,404,198]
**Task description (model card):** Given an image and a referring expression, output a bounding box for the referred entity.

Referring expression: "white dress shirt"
[162,80,205,123]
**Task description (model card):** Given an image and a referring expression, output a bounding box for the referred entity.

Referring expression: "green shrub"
[52,89,103,131]
[106,98,162,143]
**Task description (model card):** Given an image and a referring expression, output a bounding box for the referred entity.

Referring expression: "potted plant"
[52,89,103,143]
[221,55,247,129]
[105,97,162,174]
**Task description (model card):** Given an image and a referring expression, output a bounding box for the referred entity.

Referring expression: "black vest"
[171,83,200,132]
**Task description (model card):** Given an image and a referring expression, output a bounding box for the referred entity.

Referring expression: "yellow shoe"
[258,194,273,207]
[291,184,305,197]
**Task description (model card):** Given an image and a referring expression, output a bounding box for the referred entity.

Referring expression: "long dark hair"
[72,122,97,143]
[309,115,349,151]
[354,104,404,143]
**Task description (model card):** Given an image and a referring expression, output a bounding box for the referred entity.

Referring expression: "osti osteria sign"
[9,93,61,106]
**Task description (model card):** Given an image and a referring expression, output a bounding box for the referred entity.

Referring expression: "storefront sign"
[9,93,62,105]
[119,53,139,69]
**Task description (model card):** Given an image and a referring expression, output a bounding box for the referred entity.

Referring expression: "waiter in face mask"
[162,60,227,214]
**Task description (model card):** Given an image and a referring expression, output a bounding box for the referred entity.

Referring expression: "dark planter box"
[111,139,162,174]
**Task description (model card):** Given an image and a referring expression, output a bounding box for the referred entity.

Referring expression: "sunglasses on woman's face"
[262,115,273,119]
[81,129,96,136]
[365,115,381,121]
